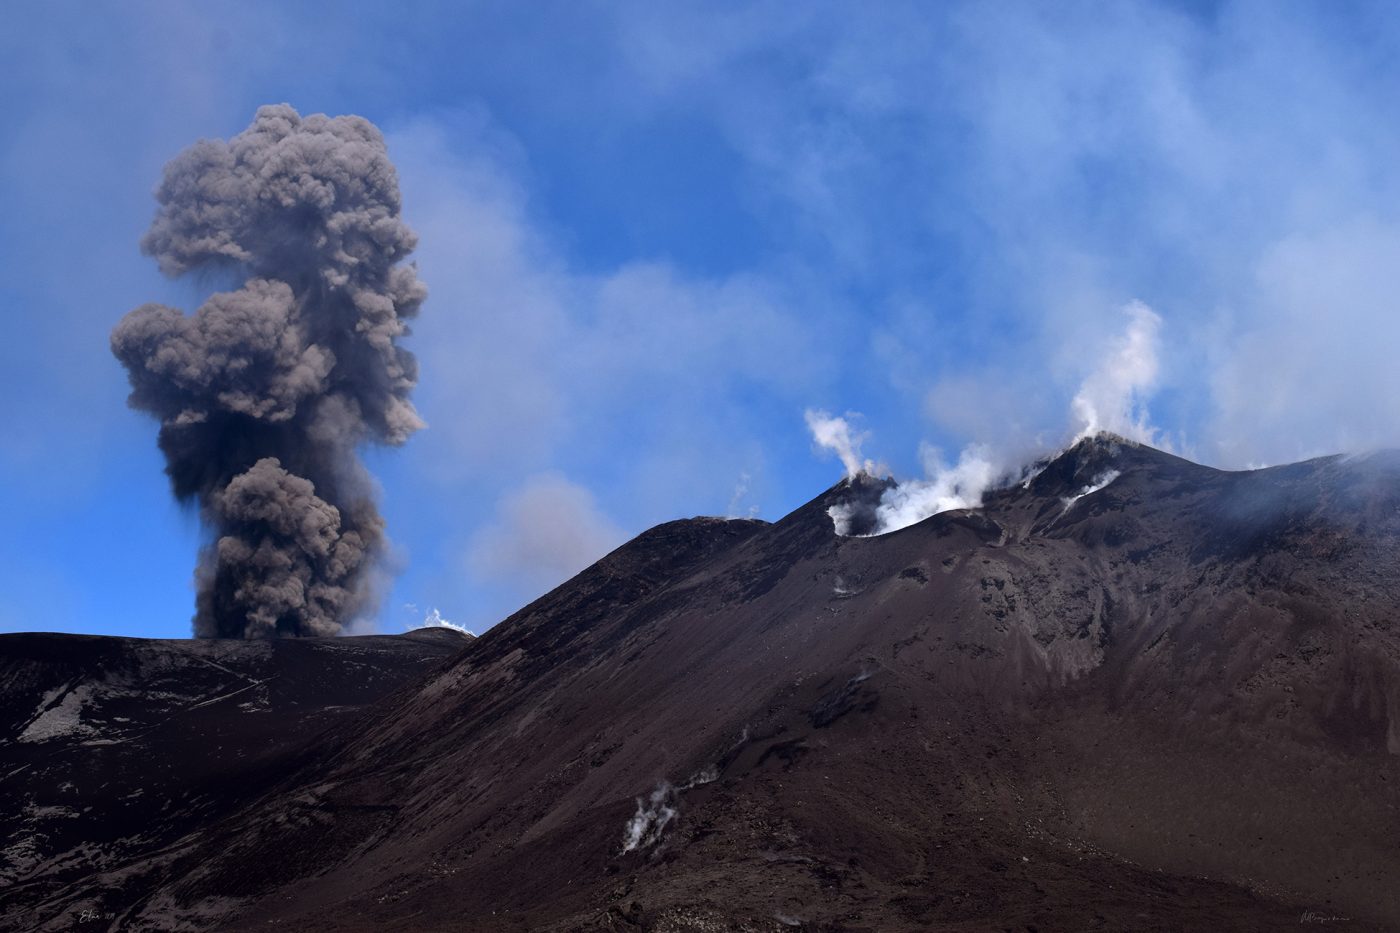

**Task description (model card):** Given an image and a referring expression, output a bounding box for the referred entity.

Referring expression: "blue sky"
[5,1,1400,637]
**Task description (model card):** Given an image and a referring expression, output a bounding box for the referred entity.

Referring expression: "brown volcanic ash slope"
[0,628,469,930]
[9,436,1400,932]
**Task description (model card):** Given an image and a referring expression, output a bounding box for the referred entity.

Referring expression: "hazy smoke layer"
[112,104,426,637]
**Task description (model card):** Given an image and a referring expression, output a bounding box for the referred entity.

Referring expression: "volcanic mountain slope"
[0,627,469,930]
[9,434,1400,932]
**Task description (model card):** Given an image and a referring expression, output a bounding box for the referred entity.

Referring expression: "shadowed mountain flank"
[4,437,1400,930]
[0,629,469,928]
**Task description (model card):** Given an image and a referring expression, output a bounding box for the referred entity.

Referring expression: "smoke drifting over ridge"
[816,303,1165,537]
[111,105,426,638]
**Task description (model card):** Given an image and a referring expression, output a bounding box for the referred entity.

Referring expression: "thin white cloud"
[12,3,1400,641]
[725,471,760,519]
[387,115,836,523]
[1209,220,1400,466]
[612,4,1400,468]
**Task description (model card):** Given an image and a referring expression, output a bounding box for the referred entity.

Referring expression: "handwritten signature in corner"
[76,909,116,923]
[1300,910,1352,924]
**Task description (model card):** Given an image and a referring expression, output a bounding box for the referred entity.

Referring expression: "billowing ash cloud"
[111,104,426,638]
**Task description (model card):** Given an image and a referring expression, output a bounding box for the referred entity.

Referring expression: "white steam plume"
[870,443,1000,533]
[804,409,875,478]
[810,300,1166,537]
[619,766,719,853]
[621,782,678,853]
[1071,301,1163,445]
[1061,469,1121,510]
[725,471,759,519]
[420,608,474,636]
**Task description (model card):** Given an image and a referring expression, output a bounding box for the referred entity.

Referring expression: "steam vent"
[8,9,1400,929]
[6,436,1400,928]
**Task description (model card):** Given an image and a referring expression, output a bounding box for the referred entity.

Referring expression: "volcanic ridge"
[3,434,1399,931]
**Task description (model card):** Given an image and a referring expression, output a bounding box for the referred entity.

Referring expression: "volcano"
[4,435,1399,931]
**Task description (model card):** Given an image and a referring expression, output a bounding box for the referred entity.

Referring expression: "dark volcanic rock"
[0,629,468,931]
[822,471,898,537]
[5,436,1400,931]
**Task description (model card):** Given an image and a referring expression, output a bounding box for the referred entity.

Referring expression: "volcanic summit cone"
[4,435,1400,930]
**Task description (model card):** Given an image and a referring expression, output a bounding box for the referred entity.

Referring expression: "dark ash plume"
[112,104,426,638]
